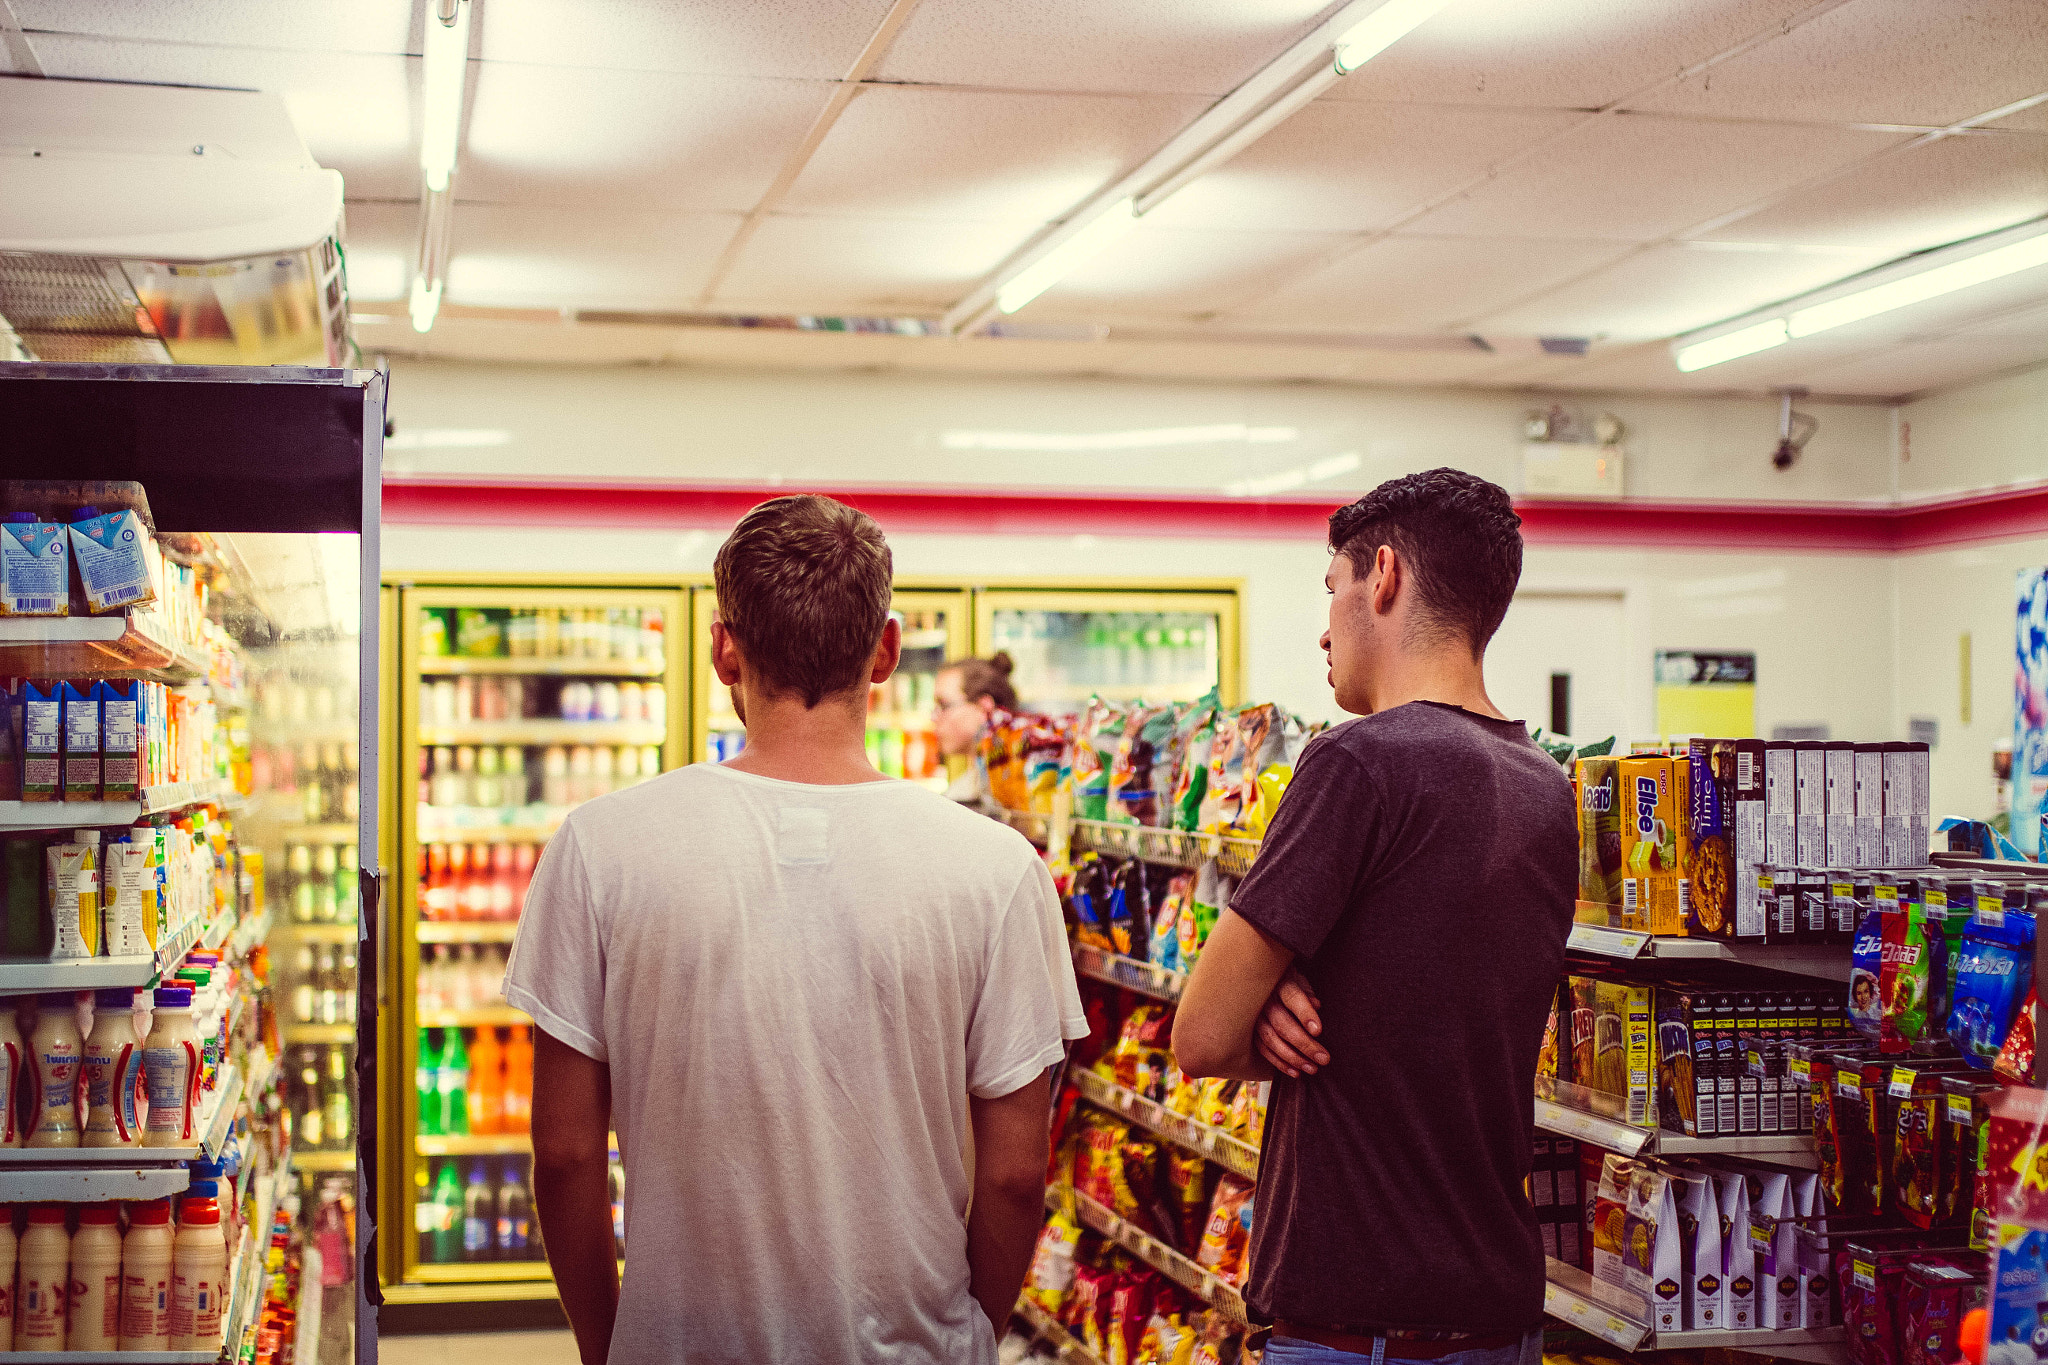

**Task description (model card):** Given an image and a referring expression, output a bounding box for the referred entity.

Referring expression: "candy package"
[1070,855,1113,951]
[1879,887,1932,1053]
[1946,910,2034,1067]
[1112,1134,1163,1233]
[1109,706,1175,827]
[1107,859,1149,959]
[1850,907,1883,1041]
[1196,1176,1255,1287]
[1994,985,2036,1083]
[1107,1271,1155,1365]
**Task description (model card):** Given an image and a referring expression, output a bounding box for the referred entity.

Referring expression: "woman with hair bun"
[932,651,1022,802]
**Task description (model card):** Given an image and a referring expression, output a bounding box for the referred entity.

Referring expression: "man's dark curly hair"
[1327,468,1523,659]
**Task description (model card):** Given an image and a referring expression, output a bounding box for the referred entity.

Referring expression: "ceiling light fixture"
[1671,217,2048,371]
[409,0,474,334]
[942,0,1455,335]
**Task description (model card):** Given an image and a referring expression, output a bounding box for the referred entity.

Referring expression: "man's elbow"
[531,1121,606,1176]
[1170,1012,1231,1080]
[979,1156,1048,1209]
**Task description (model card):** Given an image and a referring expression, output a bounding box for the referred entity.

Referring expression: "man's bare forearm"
[966,1175,1042,1333]
[533,1153,621,1365]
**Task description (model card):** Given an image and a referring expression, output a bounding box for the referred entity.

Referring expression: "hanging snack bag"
[1106,859,1148,959]
[1230,705,1282,834]
[1227,1078,1268,1147]
[1946,911,2034,1067]
[1070,700,1112,821]
[1197,711,1249,833]
[1196,1176,1255,1287]
[1851,906,1884,1041]
[1197,1077,1238,1130]
[1112,1133,1163,1233]
[1159,694,1214,825]
[1109,706,1176,827]
[1024,1211,1083,1313]
[1070,855,1113,951]
[1178,863,1226,973]
[1993,985,2037,1083]
[1165,1149,1211,1252]
[1024,718,1068,815]
[1171,702,1219,833]
[1882,887,1933,1053]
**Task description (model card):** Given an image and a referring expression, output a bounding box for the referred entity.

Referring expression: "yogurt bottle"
[14,1204,67,1350]
[142,987,201,1147]
[67,1202,122,1352]
[26,996,83,1147]
[0,1202,17,1341]
[169,1194,228,1351]
[82,989,143,1147]
[119,1199,174,1351]
[0,1001,24,1147]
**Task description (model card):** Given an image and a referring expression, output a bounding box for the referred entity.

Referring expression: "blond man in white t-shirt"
[507,494,1086,1365]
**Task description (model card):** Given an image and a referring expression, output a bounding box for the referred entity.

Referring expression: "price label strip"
[1544,1281,1650,1350]
[1567,925,1653,959]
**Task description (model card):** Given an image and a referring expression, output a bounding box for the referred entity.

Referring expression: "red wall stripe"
[379,476,2048,554]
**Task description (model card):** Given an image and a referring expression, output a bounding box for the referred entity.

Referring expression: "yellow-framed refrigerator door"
[392,583,687,1295]
[971,589,1242,715]
[692,587,970,785]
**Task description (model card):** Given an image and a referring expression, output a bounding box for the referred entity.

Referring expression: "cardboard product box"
[1734,992,1762,1136]
[1619,756,1680,933]
[1734,739,1768,941]
[1826,742,1857,868]
[1713,1168,1760,1331]
[1532,1137,1555,1210]
[59,680,100,802]
[1796,742,1828,869]
[1580,1143,1607,1271]
[0,517,69,616]
[1674,1165,1723,1330]
[1656,985,1718,1139]
[66,507,155,615]
[1765,741,1797,867]
[1591,1154,1631,1297]
[1594,1156,1705,1335]
[1685,739,1739,939]
[1883,742,1933,870]
[1593,980,1654,1120]
[1577,757,1624,920]
[1713,990,1741,1137]
[1569,975,1601,1092]
[98,680,139,802]
[1902,1259,1986,1365]
[1753,990,1787,1136]
[1854,742,1886,868]
[1671,754,1692,935]
[1734,1164,1801,1330]
[1554,1137,1581,1209]
[19,680,58,802]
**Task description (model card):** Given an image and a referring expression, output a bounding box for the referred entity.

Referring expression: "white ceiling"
[6,0,2046,400]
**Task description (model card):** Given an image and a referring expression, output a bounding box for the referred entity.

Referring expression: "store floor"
[383,1330,577,1365]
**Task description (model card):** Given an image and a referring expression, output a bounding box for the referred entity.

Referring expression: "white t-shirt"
[504,763,1087,1365]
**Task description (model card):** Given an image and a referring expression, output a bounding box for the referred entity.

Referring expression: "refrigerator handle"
[357,867,385,1308]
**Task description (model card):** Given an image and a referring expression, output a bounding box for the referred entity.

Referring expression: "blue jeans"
[1263,1329,1545,1365]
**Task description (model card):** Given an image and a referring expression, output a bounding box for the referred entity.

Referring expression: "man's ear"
[1371,544,1401,616]
[710,618,743,686]
[868,615,903,685]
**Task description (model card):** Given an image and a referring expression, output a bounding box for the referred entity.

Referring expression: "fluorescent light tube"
[409,277,443,333]
[995,198,1138,315]
[1788,231,2048,337]
[420,0,473,193]
[1335,0,1455,73]
[1673,319,1787,372]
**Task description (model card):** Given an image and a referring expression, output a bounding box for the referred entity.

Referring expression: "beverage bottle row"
[0,1195,229,1351]
[420,943,507,1012]
[418,1157,538,1264]
[417,1025,533,1137]
[421,606,664,662]
[248,743,358,827]
[288,944,358,1025]
[284,1044,353,1154]
[423,677,666,725]
[422,744,663,808]
[420,843,534,922]
[283,842,358,924]
[253,680,347,727]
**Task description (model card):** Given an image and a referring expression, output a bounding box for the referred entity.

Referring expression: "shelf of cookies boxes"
[1542,1256,1847,1362]
[1012,1296,1106,1365]
[1053,1188,1251,1327]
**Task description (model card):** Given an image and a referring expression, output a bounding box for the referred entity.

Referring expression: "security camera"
[1771,389,1816,471]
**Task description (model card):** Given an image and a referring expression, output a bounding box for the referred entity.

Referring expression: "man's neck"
[1361,648,1508,721]
[722,687,889,786]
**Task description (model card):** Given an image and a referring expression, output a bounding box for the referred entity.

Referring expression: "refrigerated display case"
[0,362,382,1365]
[385,581,686,1299]
[692,586,969,789]
[973,588,1241,714]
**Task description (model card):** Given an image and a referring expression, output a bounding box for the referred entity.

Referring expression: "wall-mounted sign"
[1654,650,1757,739]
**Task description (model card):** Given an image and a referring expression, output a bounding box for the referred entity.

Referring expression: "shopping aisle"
[383,1330,576,1365]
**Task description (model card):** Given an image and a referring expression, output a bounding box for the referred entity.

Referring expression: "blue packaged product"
[1069,856,1110,952]
[1850,907,1884,1041]
[1947,911,2035,1068]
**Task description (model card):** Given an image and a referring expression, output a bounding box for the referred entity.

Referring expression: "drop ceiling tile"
[444,205,740,311]
[338,200,419,301]
[1955,298,2048,338]
[1792,332,2048,397]
[1401,114,1907,242]
[876,0,1335,97]
[1696,132,2048,256]
[1470,241,1894,340]
[711,214,1043,313]
[476,0,900,81]
[783,86,1208,224]
[461,64,826,212]
[1219,234,1634,332]
[1324,0,1817,110]
[1628,0,2048,127]
[29,34,418,198]
[13,0,414,55]
[1013,226,1350,320]
[1138,102,1583,235]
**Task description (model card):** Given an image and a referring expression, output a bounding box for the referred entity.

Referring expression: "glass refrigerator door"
[693,588,969,790]
[395,585,686,1290]
[973,590,1241,715]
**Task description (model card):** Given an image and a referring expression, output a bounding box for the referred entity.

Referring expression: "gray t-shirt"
[1228,701,1574,1334]
[505,764,1087,1364]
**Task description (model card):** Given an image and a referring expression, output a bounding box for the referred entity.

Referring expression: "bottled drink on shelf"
[69,1201,121,1352]
[453,746,477,805]
[593,680,621,722]
[15,1205,67,1349]
[429,679,456,726]
[339,941,360,1021]
[496,1159,532,1260]
[422,842,451,921]
[300,743,325,823]
[640,743,661,780]
[512,843,537,915]
[168,1192,227,1350]
[617,744,641,787]
[502,1026,533,1134]
[119,1198,173,1351]
[288,843,315,924]
[453,675,475,724]
[490,844,516,919]
[312,844,339,923]
[541,746,569,806]
[446,844,471,921]
[82,988,143,1148]
[473,745,500,807]
[292,945,316,1024]
[567,745,593,805]
[429,746,458,806]
[591,744,614,798]
[461,845,494,920]
[463,1160,493,1260]
[507,607,536,658]
[322,1044,352,1150]
[503,745,529,805]
[439,1028,470,1136]
[618,681,644,724]
[296,1048,325,1150]
[315,945,343,1025]
[337,842,360,921]
[424,1159,462,1264]
[27,997,84,1148]
[469,1025,504,1136]
[416,1029,442,1138]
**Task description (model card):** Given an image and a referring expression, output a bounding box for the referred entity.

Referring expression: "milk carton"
[0,517,67,616]
[67,508,155,615]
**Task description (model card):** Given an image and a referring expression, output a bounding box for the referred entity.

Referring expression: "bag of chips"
[1226,1079,1268,1147]
[1197,1077,1238,1130]
[1850,907,1883,1041]
[1165,1063,1202,1118]
[1100,1003,1170,1091]
[1070,854,1113,951]
[1165,1148,1211,1252]
[1024,1211,1082,1312]
[1107,859,1150,959]
[1197,711,1249,833]
[1113,1133,1163,1233]
[1995,986,2037,1084]
[1110,705,1175,827]
[1171,702,1219,833]
[1883,892,1934,1051]
[1150,880,1183,972]
[1138,1312,1194,1365]
[1024,717,1068,815]
[1071,700,1114,821]
[1107,1271,1156,1365]
[1178,862,1227,973]
[1947,911,2035,1067]
[1188,1312,1240,1365]
[1196,1176,1255,1286]
[1073,1264,1112,1350]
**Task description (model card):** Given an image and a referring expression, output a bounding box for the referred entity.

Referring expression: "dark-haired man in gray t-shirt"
[1174,469,1574,1365]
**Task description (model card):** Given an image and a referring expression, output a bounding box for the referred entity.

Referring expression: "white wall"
[1898,363,2048,501]
[381,359,1898,505]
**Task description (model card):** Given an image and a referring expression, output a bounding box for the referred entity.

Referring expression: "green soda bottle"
[440,1028,471,1136]
[417,1028,443,1137]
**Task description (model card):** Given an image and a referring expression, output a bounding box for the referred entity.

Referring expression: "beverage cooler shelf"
[418,923,519,944]
[277,924,355,945]
[419,1007,527,1028]
[0,615,208,685]
[416,1134,530,1157]
[417,721,664,746]
[291,1151,352,1174]
[0,1059,247,1201]
[421,657,662,677]
[284,1023,355,1045]
[1564,925,1850,982]
[0,777,239,830]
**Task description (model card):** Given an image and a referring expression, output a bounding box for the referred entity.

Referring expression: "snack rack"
[0,362,383,1365]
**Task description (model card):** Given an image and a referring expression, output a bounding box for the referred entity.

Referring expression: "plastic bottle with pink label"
[142,986,201,1147]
